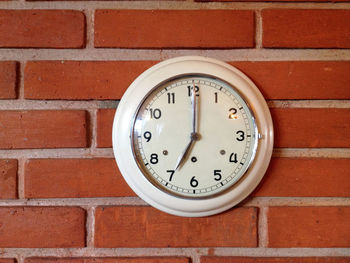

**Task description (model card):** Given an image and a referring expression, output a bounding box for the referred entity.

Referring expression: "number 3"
[236,130,245,141]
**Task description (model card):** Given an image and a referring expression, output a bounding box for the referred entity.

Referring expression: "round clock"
[112,56,273,217]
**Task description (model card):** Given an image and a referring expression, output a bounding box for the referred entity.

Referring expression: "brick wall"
[0,0,349,262]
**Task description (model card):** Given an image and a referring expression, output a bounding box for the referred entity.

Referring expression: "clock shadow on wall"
[112,56,274,217]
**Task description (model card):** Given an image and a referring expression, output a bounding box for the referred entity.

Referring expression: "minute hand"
[174,81,198,171]
[192,80,197,134]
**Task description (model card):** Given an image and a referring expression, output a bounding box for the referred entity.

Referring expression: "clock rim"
[112,56,274,217]
[130,74,259,199]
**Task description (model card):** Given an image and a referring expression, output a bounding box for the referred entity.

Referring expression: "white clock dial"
[132,75,258,198]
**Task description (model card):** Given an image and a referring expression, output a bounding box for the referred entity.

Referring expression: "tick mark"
[240,162,244,165]
[145,163,149,166]
[239,107,243,110]
[221,182,224,186]
[165,182,168,186]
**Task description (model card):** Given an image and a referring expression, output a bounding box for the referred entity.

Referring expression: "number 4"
[229,153,238,163]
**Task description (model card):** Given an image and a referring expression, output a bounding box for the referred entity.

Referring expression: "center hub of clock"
[191,132,200,141]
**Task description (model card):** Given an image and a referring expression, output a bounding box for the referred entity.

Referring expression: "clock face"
[132,75,258,198]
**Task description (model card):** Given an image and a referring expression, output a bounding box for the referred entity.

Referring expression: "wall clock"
[112,56,273,217]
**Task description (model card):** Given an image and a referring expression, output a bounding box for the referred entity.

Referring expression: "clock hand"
[175,82,199,171]
[174,136,194,171]
[192,80,197,134]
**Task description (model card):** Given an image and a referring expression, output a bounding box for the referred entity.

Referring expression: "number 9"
[143,131,152,142]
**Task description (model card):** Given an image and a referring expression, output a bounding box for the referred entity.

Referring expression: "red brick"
[0,110,87,149]
[25,61,350,100]
[202,257,350,263]
[0,62,17,99]
[0,259,16,263]
[0,159,17,199]
[24,61,156,100]
[0,207,86,247]
[95,10,255,48]
[95,206,257,247]
[272,108,350,148]
[262,9,350,48]
[268,207,350,247]
[254,158,350,197]
[231,61,350,99]
[97,109,115,148]
[0,10,85,48]
[25,258,189,263]
[24,158,135,198]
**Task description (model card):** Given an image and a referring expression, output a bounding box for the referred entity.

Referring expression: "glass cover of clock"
[132,75,258,198]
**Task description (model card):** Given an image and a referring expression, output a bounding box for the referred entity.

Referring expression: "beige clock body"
[113,56,273,217]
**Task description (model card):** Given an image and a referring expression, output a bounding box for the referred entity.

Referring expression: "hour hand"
[174,132,199,171]
[174,138,194,171]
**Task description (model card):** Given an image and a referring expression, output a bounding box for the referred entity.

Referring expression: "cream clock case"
[112,56,273,217]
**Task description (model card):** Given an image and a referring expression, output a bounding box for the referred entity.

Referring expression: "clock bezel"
[130,74,259,200]
[112,56,273,217]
